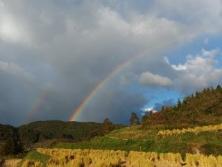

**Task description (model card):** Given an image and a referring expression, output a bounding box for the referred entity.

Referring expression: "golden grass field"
[1,159,22,167]
[158,123,222,137]
[8,148,222,167]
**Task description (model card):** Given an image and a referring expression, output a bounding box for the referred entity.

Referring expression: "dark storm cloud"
[0,70,35,125]
[78,90,146,124]
[0,0,222,125]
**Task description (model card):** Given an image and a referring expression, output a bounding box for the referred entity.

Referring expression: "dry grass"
[18,148,222,167]
[2,159,22,167]
[158,123,222,137]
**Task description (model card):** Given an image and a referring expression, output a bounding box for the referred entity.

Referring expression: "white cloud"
[142,107,158,113]
[139,71,172,86]
[167,49,222,93]
[0,5,31,44]
[171,64,187,71]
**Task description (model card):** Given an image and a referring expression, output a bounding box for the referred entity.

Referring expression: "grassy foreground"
[14,148,222,167]
[4,124,222,166]
[55,125,222,156]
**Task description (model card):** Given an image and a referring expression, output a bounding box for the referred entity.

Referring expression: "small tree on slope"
[129,112,140,126]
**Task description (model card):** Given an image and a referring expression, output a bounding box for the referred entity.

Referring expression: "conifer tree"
[129,112,140,126]
[103,118,114,133]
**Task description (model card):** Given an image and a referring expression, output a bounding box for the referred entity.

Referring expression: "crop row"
[158,123,222,137]
[18,148,222,167]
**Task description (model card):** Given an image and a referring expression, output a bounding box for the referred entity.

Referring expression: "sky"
[0,0,222,125]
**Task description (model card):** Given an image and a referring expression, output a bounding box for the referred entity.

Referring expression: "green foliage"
[55,129,222,156]
[142,85,222,128]
[102,118,114,133]
[0,120,124,156]
[18,120,107,151]
[24,150,50,166]
[0,124,22,156]
[201,143,222,155]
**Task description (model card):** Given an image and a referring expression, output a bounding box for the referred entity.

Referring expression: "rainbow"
[68,53,144,121]
[27,90,49,121]
[68,39,182,122]
[26,40,178,122]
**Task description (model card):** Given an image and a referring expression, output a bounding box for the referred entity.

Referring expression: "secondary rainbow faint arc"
[28,90,49,121]
[68,54,143,121]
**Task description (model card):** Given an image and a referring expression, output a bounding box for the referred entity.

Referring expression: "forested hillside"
[142,85,222,128]
[0,124,22,156]
[0,120,122,157]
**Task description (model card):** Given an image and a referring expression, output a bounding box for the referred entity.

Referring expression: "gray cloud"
[0,0,222,125]
[139,71,172,87]
[77,90,146,124]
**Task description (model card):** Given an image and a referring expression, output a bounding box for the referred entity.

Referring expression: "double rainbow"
[68,53,144,121]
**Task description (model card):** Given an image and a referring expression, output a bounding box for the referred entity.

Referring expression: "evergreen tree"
[103,118,114,133]
[129,112,140,126]
[177,99,182,108]
[216,85,222,90]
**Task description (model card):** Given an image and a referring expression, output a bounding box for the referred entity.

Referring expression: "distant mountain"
[142,85,222,128]
[0,120,123,156]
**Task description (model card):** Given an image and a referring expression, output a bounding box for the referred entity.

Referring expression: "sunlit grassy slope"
[9,123,222,167]
[55,124,222,155]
